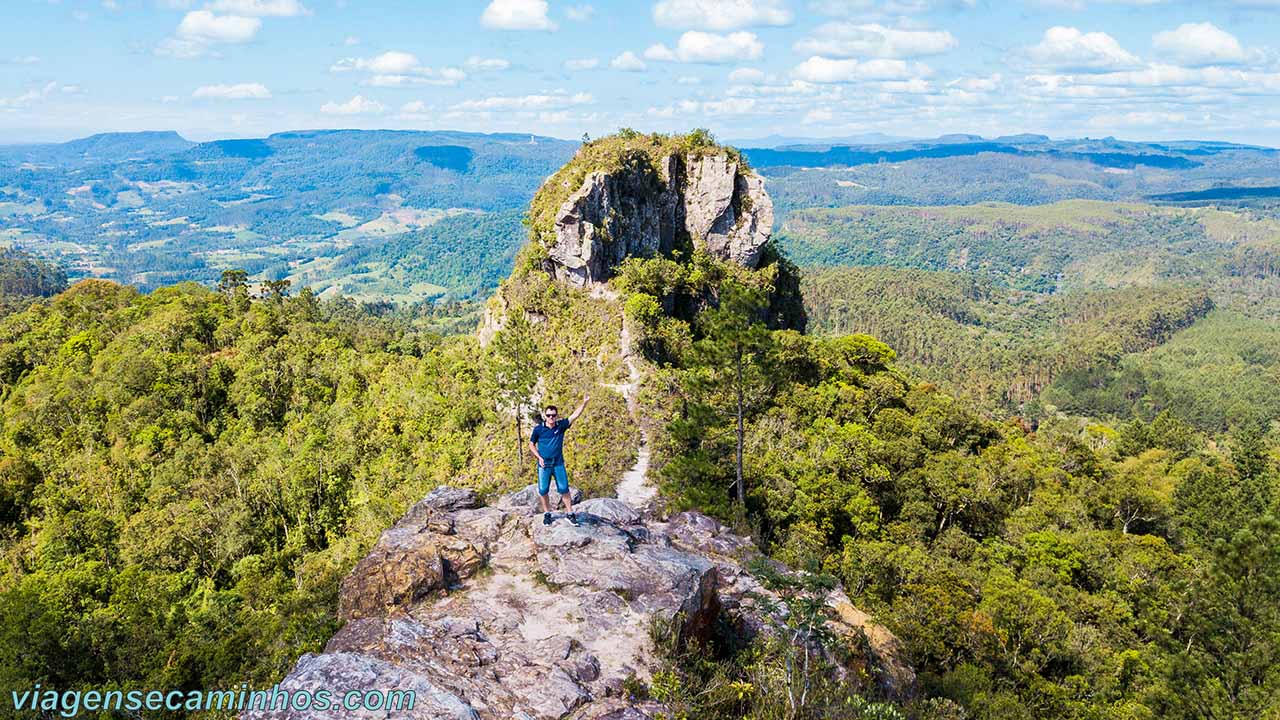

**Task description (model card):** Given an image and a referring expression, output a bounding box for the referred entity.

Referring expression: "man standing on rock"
[530,396,589,526]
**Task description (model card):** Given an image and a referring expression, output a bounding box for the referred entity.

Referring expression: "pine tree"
[688,281,775,504]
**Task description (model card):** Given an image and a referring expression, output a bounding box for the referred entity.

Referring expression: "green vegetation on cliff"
[524,128,748,249]
[613,250,1280,720]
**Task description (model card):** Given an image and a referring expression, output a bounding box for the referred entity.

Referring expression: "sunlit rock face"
[546,152,773,287]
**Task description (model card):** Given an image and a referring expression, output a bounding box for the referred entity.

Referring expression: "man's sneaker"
[543,512,552,526]
[568,513,580,526]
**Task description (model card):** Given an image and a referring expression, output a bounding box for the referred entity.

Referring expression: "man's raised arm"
[568,395,590,424]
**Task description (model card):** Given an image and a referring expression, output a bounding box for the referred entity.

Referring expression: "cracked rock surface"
[244,487,913,720]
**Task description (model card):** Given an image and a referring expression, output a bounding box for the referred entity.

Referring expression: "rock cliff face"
[546,152,773,287]
[243,486,913,720]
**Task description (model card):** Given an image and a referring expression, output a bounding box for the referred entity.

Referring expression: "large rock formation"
[243,487,914,720]
[546,152,773,287]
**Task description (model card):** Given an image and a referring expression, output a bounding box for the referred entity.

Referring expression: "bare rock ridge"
[546,152,774,287]
[244,486,914,720]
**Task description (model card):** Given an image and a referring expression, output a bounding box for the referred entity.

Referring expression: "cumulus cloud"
[644,31,764,63]
[481,0,557,30]
[452,91,593,111]
[1152,22,1248,66]
[611,51,648,71]
[331,51,466,86]
[192,82,272,99]
[1024,26,1141,72]
[653,0,792,30]
[320,94,385,114]
[795,22,958,58]
[793,55,931,82]
[565,58,600,70]
[176,10,261,42]
[156,10,261,57]
[205,0,310,17]
[566,3,594,20]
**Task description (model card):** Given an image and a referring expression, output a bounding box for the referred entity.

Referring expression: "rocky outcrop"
[546,152,773,287]
[245,488,913,720]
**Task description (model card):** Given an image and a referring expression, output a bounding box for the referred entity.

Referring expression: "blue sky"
[2,0,1279,144]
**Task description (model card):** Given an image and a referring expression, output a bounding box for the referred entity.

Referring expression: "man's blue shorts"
[537,461,569,496]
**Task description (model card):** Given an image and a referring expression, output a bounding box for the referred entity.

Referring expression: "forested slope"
[789,201,1280,429]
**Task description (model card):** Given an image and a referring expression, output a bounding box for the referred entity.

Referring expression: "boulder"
[573,497,641,526]
[500,484,584,508]
[251,487,914,720]
[338,525,446,621]
[240,652,479,720]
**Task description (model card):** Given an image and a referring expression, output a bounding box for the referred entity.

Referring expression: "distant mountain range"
[2,129,1278,300]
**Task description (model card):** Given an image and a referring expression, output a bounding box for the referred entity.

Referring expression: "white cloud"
[793,55,930,82]
[677,75,702,84]
[1026,64,1280,94]
[331,52,466,86]
[566,3,594,20]
[155,10,262,58]
[0,81,76,109]
[320,95,385,115]
[1152,23,1248,66]
[649,97,759,117]
[344,35,361,46]
[653,0,793,30]
[332,50,417,74]
[1086,111,1187,128]
[365,70,466,87]
[644,31,764,63]
[729,67,768,84]
[810,0,974,15]
[205,0,310,17]
[611,51,648,71]
[400,100,429,114]
[565,58,600,70]
[176,10,261,42]
[803,107,833,123]
[795,22,958,58]
[467,56,511,70]
[453,91,593,110]
[192,82,272,99]
[947,73,1002,92]
[881,77,932,93]
[704,97,758,114]
[727,78,822,95]
[1024,26,1141,72]
[481,0,557,30]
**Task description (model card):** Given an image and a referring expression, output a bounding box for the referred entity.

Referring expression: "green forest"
[0,132,1277,719]
[788,201,1280,435]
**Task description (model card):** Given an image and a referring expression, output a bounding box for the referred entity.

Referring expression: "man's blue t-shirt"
[531,419,571,465]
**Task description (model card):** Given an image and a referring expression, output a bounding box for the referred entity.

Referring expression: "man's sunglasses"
[545,412,557,417]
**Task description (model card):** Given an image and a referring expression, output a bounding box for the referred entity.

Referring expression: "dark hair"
[544,405,558,414]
